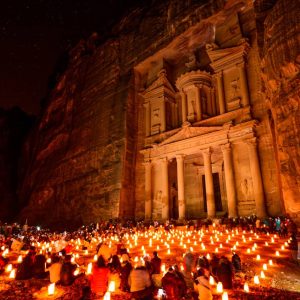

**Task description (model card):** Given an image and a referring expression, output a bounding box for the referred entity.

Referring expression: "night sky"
[0,0,140,115]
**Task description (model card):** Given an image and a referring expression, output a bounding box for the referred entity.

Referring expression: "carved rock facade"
[18,0,298,227]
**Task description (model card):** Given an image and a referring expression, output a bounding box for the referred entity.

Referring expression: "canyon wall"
[17,0,299,227]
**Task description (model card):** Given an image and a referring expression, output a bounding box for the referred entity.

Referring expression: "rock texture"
[16,0,299,227]
[0,107,34,221]
[254,0,300,222]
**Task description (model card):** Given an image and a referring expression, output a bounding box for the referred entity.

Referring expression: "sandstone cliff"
[17,0,299,228]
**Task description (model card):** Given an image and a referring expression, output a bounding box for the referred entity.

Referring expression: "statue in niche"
[156,190,162,203]
[240,178,249,200]
[230,77,240,100]
[201,92,208,115]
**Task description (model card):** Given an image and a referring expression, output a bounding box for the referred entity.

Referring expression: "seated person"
[46,256,62,283]
[128,262,152,299]
[162,267,187,300]
[89,255,110,296]
[60,255,77,286]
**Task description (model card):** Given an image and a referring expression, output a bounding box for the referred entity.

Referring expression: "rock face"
[0,108,34,221]
[17,0,299,227]
[254,0,300,222]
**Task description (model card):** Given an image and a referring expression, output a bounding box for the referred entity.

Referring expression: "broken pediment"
[142,69,176,99]
[206,40,250,71]
[159,124,223,146]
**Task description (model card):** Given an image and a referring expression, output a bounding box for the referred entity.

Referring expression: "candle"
[108,281,115,292]
[254,275,260,284]
[93,254,98,261]
[6,264,12,273]
[48,283,55,296]
[276,251,280,256]
[209,276,215,285]
[17,255,23,263]
[222,291,228,300]
[256,254,261,261]
[216,282,223,293]
[260,270,266,278]
[86,262,92,274]
[9,269,15,279]
[244,282,249,292]
[263,263,267,270]
[269,259,273,266]
[161,263,166,273]
[103,292,110,300]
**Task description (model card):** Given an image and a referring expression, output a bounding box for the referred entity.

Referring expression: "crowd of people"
[0,215,298,299]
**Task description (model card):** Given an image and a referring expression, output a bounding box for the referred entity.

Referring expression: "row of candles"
[1,227,292,299]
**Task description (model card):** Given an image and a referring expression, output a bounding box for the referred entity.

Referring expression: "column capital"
[245,137,257,148]
[180,89,186,96]
[160,157,169,164]
[236,61,246,69]
[143,159,152,166]
[214,71,223,79]
[176,154,185,161]
[221,143,231,153]
[143,102,150,108]
[202,147,212,157]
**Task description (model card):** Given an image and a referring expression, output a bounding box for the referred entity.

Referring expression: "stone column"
[221,144,238,218]
[144,160,152,220]
[144,102,150,137]
[203,148,216,218]
[237,62,250,107]
[160,102,166,132]
[180,90,187,123]
[215,72,226,114]
[161,157,169,220]
[176,154,185,220]
[194,85,202,121]
[246,138,267,218]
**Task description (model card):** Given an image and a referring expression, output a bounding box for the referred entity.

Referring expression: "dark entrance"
[202,173,223,212]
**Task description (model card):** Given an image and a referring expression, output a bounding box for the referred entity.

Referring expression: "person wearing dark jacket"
[216,256,233,289]
[60,255,77,286]
[162,267,187,300]
[150,251,161,275]
[16,247,36,280]
[231,252,241,271]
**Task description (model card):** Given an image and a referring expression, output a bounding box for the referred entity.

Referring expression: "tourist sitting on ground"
[210,254,220,276]
[194,268,212,300]
[97,242,112,262]
[128,262,152,300]
[150,251,161,275]
[60,254,77,286]
[120,254,132,292]
[231,252,241,271]
[16,246,36,280]
[33,254,47,279]
[162,266,187,300]
[89,255,110,296]
[108,255,121,291]
[216,256,233,289]
[197,255,209,270]
[46,255,62,283]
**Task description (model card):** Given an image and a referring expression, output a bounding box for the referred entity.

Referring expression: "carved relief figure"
[230,77,240,100]
[240,178,249,200]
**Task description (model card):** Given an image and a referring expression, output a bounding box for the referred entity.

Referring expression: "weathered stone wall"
[0,108,33,221]
[255,0,300,222]
[18,0,296,226]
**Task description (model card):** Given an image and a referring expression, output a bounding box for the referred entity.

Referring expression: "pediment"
[143,69,176,98]
[206,42,249,64]
[159,125,223,146]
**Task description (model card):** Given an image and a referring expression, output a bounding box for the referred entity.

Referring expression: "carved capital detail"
[245,137,257,148]
[202,147,211,157]
[221,143,231,153]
